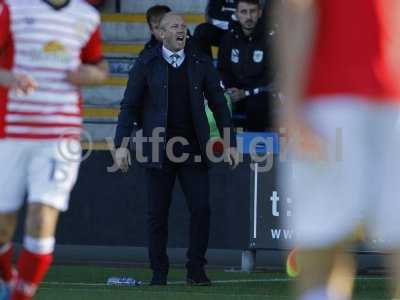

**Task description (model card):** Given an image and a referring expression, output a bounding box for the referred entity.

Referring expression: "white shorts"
[0,139,81,212]
[283,96,400,250]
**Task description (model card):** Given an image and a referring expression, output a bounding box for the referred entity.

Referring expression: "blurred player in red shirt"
[278,0,400,299]
[0,0,107,299]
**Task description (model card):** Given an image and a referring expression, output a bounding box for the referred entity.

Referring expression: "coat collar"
[142,44,209,64]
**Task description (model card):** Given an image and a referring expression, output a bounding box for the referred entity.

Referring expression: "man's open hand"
[225,147,239,169]
[115,147,131,173]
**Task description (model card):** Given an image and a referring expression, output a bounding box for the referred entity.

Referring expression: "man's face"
[235,2,262,32]
[149,18,163,42]
[160,15,187,52]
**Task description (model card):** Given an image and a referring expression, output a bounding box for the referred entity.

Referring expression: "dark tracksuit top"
[217,21,277,130]
[217,21,274,93]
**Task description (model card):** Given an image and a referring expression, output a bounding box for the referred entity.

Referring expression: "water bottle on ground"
[106,276,143,286]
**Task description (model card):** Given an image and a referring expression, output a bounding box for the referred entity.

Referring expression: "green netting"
[206,93,232,138]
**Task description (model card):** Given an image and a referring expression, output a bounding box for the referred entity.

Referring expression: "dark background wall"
[12,151,387,270]
[54,151,253,249]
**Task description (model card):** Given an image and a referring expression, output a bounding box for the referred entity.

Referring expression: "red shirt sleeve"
[0,1,11,49]
[80,25,103,64]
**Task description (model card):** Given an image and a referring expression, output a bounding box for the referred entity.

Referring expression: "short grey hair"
[159,12,184,30]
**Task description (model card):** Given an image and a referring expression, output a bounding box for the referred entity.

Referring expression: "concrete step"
[104,76,128,86]
[83,107,119,120]
[105,56,135,75]
[101,13,204,42]
[84,52,218,105]
[103,42,219,59]
[104,51,218,77]
[83,122,116,142]
[101,13,205,23]
[82,107,118,142]
[103,44,218,76]
[120,0,208,14]
[103,43,143,56]
[81,141,110,150]
[82,85,124,106]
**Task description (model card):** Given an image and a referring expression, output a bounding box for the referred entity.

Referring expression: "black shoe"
[186,269,211,286]
[150,272,167,286]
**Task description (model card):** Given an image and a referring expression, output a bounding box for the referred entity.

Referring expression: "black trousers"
[234,94,274,131]
[193,23,226,58]
[146,160,210,274]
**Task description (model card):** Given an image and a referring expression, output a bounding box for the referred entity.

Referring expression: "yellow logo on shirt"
[28,40,72,64]
[43,41,66,53]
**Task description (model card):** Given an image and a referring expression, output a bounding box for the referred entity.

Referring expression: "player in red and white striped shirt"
[0,0,107,299]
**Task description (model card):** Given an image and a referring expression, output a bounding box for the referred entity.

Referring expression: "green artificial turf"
[35,265,391,300]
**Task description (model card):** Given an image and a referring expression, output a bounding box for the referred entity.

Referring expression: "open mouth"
[176,35,185,42]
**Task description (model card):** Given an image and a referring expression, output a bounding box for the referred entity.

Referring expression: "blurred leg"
[298,245,356,300]
[0,213,18,284]
[284,100,368,300]
[327,248,356,300]
[12,203,59,300]
[0,213,18,245]
[25,203,59,238]
[388,252,400,299]
[0,140,28,286]
[12,140,80,300]
[297,249,335,297]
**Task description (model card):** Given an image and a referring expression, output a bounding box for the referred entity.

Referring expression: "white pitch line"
[42,276,389,287]
[42,279,288,287]
[169,278,291,285]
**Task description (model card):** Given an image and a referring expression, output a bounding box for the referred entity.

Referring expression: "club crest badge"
[231,49,240,63]
[253,50,264,63]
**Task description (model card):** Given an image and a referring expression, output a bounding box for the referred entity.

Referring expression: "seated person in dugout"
[193,0,238,58]
[217,0,277,131]
[193,0,267,58]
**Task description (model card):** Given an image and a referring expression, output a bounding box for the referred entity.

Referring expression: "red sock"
[0,244,14,282]
[11,249,53,300]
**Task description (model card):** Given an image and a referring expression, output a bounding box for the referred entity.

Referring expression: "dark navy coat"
[114,45,236,168]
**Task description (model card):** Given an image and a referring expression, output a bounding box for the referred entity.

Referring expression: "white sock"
[23,236,55,255]
[299,286,329,300]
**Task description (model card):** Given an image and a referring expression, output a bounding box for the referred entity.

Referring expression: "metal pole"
[241,249,256,272]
